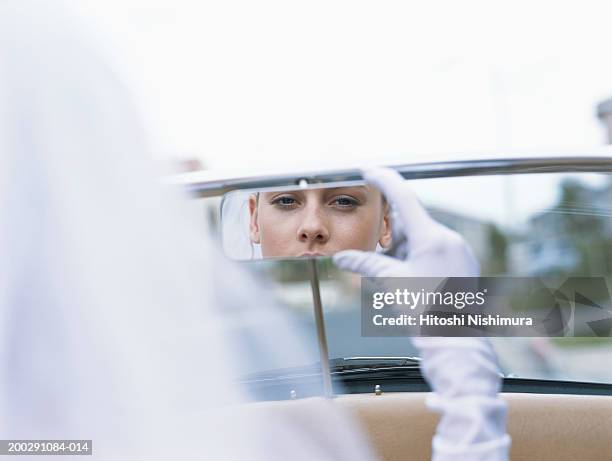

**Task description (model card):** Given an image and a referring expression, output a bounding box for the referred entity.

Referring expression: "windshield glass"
[200,171,612,386]
[321,171,612,384]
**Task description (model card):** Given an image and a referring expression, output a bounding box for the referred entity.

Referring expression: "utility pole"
[596,98,612,144]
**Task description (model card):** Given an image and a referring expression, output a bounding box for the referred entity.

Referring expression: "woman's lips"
[297,251,326,257]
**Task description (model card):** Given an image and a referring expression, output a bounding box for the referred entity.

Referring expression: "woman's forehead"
[261,185,378,198]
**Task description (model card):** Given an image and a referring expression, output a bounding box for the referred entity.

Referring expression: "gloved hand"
[333,167,480,278]
[333,167,510,461]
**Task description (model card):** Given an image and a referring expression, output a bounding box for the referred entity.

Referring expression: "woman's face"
[248,186,392,258]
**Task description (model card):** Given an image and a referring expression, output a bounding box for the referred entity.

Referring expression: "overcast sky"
[71,0,612,171]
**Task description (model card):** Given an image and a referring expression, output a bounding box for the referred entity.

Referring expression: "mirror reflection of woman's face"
[248,186,392,258]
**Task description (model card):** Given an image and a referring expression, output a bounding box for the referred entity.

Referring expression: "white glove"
[333,167,510,461]
[333,167,479,278]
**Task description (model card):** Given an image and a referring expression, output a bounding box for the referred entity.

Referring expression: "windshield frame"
[180,155,612,198]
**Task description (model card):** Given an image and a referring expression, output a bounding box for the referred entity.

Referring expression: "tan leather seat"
[249,392,612,460]
[338,392,612,461]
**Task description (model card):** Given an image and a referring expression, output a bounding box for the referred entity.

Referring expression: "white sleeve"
[411,337,511,461]
[427,394,511,461]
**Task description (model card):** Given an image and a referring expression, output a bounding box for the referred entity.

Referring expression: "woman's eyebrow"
[261,190,305,201]
[326,186,369,194]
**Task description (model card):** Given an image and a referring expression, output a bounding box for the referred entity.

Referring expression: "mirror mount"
[307,259,333,399]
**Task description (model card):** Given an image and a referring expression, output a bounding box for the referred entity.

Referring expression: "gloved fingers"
[332,250,399,277]
[361,167,434,245]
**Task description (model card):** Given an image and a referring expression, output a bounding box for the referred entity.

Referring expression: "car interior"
[248,391,612,461]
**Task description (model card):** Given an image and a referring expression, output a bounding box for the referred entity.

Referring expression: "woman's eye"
[331,196,359,207]
[272,196,298,207]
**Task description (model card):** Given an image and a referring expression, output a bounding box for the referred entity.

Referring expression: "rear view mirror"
[220,182,394,260]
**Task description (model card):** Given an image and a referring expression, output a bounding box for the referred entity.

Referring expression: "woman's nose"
[297,210,330,244]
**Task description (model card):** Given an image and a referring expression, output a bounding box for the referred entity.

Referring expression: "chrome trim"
[182,156,612,198]
[342,356,421,362]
